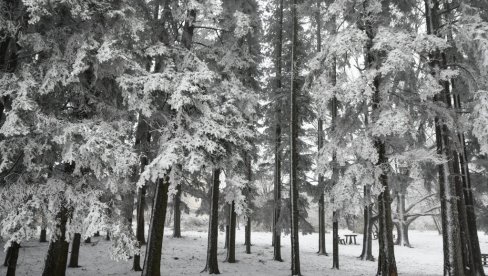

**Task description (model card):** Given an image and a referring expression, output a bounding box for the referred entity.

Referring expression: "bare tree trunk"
[363,8,397,275]
[245,216,251,254]
[141,175,170,276]
[289,0,301,274]
[332,211,339,269]
[360,185,374,261]
[273,0,284,263]
[245,154,252,254]
[5,242,20,276]
[315,0,327,257]
[395,192,411,247]
[68,233,81,268]
[173,184,182,238]
[203,168,221,274]
[42,201,70,276]
[425,1,465,275]
[225,201,237,263]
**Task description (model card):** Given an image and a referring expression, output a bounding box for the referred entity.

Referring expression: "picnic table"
[344,234,358,245]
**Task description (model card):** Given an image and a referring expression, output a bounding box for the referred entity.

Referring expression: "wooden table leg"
[353,236,357,245]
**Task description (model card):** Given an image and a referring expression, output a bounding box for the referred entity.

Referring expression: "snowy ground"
[2,229,488,275]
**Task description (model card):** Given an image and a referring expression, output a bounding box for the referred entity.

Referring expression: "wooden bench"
[481,254,488,266]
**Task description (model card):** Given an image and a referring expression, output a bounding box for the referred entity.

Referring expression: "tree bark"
[332,211,339,269]
[289,0,301,274]
[40,229,47,243]
[245,216,251,254]
[359,185,375,261]
[245,154,252,254]
[42,202,70,276]
[364,7,397,276]
[395,192,411,247]
[68,233,81,268]
[315,0,328,258]
[425,1,465,275]
[225,201,237,263]
[272,0,284,263]
[141,175,170,276]
[203,168,221,274]
[317,192,327,256]
[5,242,20,276]
[173,184,182,238]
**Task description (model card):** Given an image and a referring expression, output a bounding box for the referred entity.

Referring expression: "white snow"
[1,229,488,275]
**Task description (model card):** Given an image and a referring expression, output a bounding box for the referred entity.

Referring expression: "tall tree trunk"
[425,1,465,275]
[289,0,301,274]
[203,168,221,274]
[245,154,252,254]
[448,9,484,273]
[1,3,22,274]
[42,202,70,276]
[173,184,182,238]
[317,193,327,256]
[364,7,397,276]
[456,96,484,275]
[245,216,251,254]
[68,233,81,268]
[273,0,284,263]
[5,242,20,276]
[141,175,170,276]
[225,201,237,263]
[395,192,411,247]
[332,211,339,269]
[314,0,328,257]
[359,185,374,261]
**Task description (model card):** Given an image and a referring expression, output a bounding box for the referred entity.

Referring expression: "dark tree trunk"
[5,242,20,276]
[136,184,147,245]
[359,185,374,261]
[244,154,252,254]
[224,225,229,250]
[94,231,100,237]
[68,233,81,268]
[315,0,327,257]
[40,229,47,243]
[42,203,70,276]
[203,168,221,274]
[225,201,236,263]
[317,193,327,256]
[141,175,170,276]
[425,1,465,275]
[395,192,411,247]
[1,4,22,275]
[364,10,397,276]
[173,184,182,238]
[105,231,110,241]
[245,216,251,254]
[272,0,284,263]
[289,0,301,274]
[332,212,339,269]
[450,16,484,275]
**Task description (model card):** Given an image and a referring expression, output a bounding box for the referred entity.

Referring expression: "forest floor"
[1,229,488,275]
